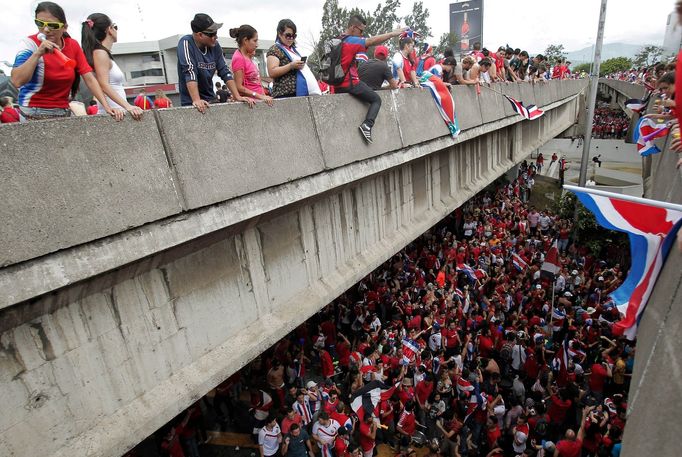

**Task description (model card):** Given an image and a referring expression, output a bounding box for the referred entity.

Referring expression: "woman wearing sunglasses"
[266,19,320,99]
[10,2,123,121]
[81,13,143,120]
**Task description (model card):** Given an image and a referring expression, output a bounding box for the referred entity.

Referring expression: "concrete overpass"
[598,78,647,115]
[0,80,586,457]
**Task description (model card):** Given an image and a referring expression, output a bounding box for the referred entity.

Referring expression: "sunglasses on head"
[284,32,296,39]
[201,31,217,37]
[35,18,65,30]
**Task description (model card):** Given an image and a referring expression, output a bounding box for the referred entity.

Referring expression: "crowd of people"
[590,108,628,140]
[143,169,633,457]
[3,1,582,141]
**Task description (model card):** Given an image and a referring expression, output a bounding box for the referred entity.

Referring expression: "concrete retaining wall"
[0,80,586,270]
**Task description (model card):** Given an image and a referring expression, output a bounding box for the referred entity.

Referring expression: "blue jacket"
[176,34,233,106]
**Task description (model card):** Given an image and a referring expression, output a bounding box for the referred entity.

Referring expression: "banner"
[449,0,484,54]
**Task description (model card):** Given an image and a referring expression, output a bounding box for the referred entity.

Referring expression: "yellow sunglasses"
[35,19,65,30]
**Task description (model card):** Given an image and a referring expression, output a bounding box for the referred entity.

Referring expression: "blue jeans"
[19,107,71,121]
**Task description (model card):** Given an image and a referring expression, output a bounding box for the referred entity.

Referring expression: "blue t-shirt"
[176,35,233,106]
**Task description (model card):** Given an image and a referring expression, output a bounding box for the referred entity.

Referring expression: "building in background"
[449,0,484,56]
[663,9,682,57]
[111,35,275,103]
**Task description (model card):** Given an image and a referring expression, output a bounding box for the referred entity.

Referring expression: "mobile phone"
[301,56,307,62]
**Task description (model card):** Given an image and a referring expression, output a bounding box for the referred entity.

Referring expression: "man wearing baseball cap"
[358,45,398,90]
[176,13,255,112]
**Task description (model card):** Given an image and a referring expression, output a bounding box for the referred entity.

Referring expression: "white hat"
[598,276,604,281]
[586,307,597,314]
[306,381,317,389]
[571,270,578,275]
[564,291,573,297]
[536,284,542,289]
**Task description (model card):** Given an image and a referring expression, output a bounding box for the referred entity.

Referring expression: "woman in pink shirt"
[229,25,273,105]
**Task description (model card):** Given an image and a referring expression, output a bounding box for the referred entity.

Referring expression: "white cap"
[564,291,573,297]
[306,381,317,389]
[571,270,578,275]
[598,276,604,281]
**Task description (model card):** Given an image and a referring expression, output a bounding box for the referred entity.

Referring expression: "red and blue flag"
[503,94,544,120]
[633,117,670,156]
[419,70,460,138]
[566,185,682,339]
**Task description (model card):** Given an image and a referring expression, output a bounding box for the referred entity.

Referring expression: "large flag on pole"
[565,185,682,339]
[350,381,398,421]
[541,240,561,279]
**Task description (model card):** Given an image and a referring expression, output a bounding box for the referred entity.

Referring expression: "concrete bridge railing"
[0,80,586,457]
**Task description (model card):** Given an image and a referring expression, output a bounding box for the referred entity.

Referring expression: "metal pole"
[578,0,608,187]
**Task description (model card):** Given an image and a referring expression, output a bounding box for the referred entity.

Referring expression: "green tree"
[553,193,630,262]
[544,44,566,65]
[435,32,458,57]
[316,0,351,60]
[599,56,632,76]
[633,45,664,67]
[403,1,432,40]
[572,62,591,74]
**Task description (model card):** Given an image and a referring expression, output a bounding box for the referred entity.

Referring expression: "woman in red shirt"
[154,89,174,109]
[11,2,122,121]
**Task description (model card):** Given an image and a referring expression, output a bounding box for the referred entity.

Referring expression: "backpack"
[319,36,348,86]
[534,416,548,438]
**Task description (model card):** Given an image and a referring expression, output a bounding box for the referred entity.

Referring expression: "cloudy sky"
[0,0,673,65]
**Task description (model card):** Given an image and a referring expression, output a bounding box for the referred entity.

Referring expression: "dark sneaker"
[359,123,373,144]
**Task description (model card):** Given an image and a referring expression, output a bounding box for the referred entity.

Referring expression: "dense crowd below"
[141,166,632,457]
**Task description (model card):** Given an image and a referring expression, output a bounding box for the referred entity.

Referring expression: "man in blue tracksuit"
[177,13,254,112]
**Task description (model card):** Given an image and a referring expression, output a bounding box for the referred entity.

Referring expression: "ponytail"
[81,13,113,68]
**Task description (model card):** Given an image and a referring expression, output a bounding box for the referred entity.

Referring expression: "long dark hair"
[229,24,257,47]
[81,13,114,68]
[35,2,79,98]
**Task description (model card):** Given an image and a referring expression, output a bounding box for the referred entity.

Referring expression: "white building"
[663,10,682,57]
[110,34,275,98]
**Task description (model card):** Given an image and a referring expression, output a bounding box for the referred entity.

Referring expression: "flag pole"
[578,0,608,187]
[548,273,557,339]
[563,184,682,212]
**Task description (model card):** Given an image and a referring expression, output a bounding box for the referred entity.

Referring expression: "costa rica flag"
[511,252,528,271]
[350,381,398,421]
[503,94,544,120]
[565,185,682,339]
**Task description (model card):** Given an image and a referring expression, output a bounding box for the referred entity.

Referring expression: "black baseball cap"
[191,14,223,33]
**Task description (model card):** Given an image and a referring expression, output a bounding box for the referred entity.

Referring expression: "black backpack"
[319,36,349,85]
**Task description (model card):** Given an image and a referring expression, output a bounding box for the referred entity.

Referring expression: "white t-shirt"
[428,332,442,351]
[312,419,340,447]
[259,424,281,457]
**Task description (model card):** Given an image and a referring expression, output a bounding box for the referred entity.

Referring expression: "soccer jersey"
[14,34,92,108]
[335,35,367,89]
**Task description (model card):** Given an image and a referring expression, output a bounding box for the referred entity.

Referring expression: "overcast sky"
[0,0,673,65]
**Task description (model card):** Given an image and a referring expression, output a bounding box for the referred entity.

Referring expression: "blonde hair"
[155,89,167,99]
[462,56,475,65]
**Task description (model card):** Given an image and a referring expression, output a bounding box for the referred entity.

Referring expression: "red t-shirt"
[589,364,608,393]
[415,380,433,405]
[154,97,172,108]
[359,421,375,451]
[398,410,416,435]
[556,439,582,457]
[1,106,20,123]
[548,395,571,423]
[335,35,367,88]
[14,35,93,109]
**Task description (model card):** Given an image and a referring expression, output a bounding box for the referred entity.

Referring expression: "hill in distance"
[564,42,643,64]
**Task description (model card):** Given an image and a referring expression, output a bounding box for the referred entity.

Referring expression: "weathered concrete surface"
[0,81,587,457]
[0,114,182,267]
[310,90,403,168]
[0,81,587,311]
[393,88,450,146]
[156,98,326,210]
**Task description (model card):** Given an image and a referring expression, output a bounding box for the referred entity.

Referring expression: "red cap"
[374,45,389,59]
